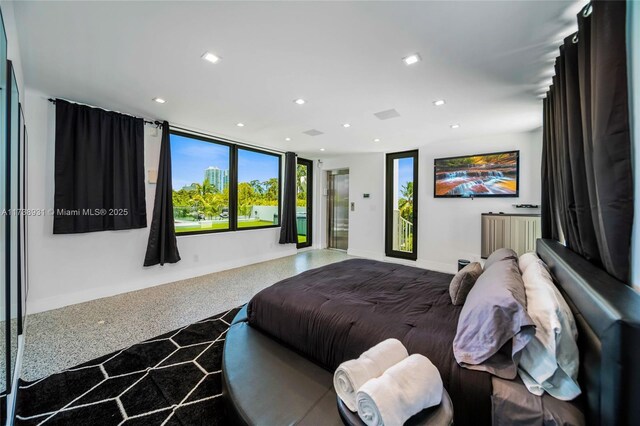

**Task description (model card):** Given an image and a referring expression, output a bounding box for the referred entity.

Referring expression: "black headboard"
[536,239,640,426]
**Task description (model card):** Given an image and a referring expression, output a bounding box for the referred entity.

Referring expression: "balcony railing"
[393,209,413,252]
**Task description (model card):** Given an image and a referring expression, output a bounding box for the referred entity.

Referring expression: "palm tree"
[398,182,413,222]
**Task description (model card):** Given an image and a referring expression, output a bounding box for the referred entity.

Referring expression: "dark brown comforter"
[247,258,492,426]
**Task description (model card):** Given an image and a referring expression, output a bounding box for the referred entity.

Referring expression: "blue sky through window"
[397,157,413,192]
[170,134,279,189]
[237,149,279,184]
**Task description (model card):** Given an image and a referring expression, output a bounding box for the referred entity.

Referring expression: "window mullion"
[230,146,238,231]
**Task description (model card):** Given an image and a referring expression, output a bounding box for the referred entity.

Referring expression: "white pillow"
[518,260,581,400]
[518,252,540,274]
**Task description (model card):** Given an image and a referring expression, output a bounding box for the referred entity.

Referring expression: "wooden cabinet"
[481,213,541,258]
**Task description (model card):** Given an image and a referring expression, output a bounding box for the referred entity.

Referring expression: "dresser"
[481,213,541,258]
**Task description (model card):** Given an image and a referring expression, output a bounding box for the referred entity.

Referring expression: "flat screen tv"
[434,150,519,198]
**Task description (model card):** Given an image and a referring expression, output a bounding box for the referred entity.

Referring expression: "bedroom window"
[385,150,418,260]
[171,132,232,234]
[236,148,281,229]
[170,131,281,235]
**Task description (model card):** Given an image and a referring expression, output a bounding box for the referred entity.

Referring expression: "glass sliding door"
[385,150,418,260]
[296,158,312,248]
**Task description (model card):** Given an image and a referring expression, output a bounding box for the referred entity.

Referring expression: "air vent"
[374,109,400,120]
[303,129,324,136]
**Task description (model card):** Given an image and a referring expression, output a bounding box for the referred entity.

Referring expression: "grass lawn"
[175,219,275,233]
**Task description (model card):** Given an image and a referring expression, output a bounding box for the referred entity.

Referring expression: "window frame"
[169,130,282,236]
[235,145,282,231]
[296,157,313,249]
[385,149,419,260]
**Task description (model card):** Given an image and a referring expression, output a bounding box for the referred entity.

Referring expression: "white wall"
[629,0,640,291]
[24,91,297,314]
[418,130,542,272]
[315,129,542,273]
[317,153,386,258]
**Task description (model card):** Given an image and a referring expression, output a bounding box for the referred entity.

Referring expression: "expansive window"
[236,148,281,229]
[296,158,313,248]
[170,132,280,235]
[385,150,418,260]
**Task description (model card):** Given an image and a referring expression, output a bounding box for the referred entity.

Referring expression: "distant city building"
[204,166,229,193]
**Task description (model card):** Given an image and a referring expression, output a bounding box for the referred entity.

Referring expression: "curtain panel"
[144,121,181,266]
[53,99,147,234]
[541,0,633,283]
[279,152,298,244]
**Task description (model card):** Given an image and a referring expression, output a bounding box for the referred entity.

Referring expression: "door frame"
[297,157,313,249]
[385,150,419,260]
[326,168,349,251]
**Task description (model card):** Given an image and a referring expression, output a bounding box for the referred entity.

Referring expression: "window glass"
[385,151,418,259]
[237,149,280,229]
[171,134,230,234]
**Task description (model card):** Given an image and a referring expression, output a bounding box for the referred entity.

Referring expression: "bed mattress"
[247,258,492,425]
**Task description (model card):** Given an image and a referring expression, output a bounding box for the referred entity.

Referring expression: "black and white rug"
[15,307,241,425]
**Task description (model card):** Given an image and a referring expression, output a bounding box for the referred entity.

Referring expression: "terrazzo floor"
[21,249,349,382]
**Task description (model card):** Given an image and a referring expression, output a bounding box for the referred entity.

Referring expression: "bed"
[221,239,640,425]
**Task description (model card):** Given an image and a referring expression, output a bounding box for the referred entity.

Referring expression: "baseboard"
[27,248,297,314]
[416,259,457,274]
[346,248,466,275]
[347,248,384,260]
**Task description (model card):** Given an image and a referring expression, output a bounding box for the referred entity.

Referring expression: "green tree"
[296,164,307,207]
[238,182,256,217]
[398,182,413,222]
[263,178,279,204]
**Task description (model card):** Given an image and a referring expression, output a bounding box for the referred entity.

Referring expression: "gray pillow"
[453,258,535,379]
[484,248,518,271]
[450,262,483,305]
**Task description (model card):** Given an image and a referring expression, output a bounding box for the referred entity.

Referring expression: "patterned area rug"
[15,307,241,425]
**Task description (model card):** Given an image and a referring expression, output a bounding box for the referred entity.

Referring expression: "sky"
[397,157,413,192]
[170,134,279,189]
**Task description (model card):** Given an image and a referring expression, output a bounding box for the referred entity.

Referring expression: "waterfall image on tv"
[434,150,519,197]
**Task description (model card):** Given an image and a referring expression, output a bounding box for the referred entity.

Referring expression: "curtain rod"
[48,98,161,127]
[47,98,287,155]
[169,124,287,155]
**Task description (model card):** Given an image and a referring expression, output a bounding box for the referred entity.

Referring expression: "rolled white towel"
[334,339,409,412]
[356,354,443,426]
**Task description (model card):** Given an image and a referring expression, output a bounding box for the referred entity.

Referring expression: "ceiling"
[14,1,584,156]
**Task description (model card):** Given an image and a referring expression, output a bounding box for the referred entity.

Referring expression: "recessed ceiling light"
[201,52,221,64]
[433,99,446,106]
[320,148,325,151]
[450,124,460,129]
[285,137,291,141]
[343,123,351,128]
[152,97,166,104]
[294,98,306,105]
[236,122,245,127]
[403,53,421,65]
[373,138,381,142]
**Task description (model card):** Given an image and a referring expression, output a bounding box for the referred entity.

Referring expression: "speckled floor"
[21,249,349,381]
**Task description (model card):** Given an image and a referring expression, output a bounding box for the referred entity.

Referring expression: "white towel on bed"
[356,354,443,426]
[333,339,409,411]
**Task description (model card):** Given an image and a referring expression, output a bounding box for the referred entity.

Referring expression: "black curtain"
[279,152,298,244]
[144,121,181,266]
[541,0,633,283]
[54,99,147,234]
